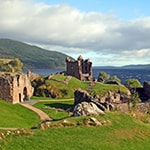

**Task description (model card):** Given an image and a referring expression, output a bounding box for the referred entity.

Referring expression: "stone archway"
[23,87,28,101]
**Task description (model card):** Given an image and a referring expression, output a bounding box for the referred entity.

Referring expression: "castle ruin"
[66,55,92,81]
[0,72,34,104]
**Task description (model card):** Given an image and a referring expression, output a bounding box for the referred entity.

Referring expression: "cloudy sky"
[0,0,150,66]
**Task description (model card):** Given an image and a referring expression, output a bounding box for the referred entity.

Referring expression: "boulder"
[74,89,92,106]
[73,102,105,116]
[85,117,102,126]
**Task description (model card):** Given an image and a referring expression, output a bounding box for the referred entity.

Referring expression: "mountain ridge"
[0,38,69,69]
[93,64,150,69]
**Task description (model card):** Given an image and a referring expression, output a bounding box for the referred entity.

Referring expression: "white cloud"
[0,0,150,66]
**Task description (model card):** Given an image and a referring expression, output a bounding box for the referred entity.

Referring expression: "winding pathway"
[20,103,51,121]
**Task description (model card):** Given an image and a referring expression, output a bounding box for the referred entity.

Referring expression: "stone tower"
[66,55,92,81]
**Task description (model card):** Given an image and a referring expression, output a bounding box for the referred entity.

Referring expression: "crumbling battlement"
[66,55,92,81]
[0,72,34,104]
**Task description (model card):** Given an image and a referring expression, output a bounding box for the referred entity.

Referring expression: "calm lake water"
[25,68,150,84]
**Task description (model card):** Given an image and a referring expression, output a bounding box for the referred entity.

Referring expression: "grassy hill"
[0,39,69,69]
[123,64,150,69]
[0,76,150,149]
[1,102,150,149]
[32,74,129,99]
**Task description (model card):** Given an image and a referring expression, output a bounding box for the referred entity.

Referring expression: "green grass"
[90,82,129,96]
[1,112,150,150]
[33,75,129,99]
[51,75,67,81]
[0,100,39,128]
[34,101,73,120]
[44,76,90,98]
[31,96,53,100]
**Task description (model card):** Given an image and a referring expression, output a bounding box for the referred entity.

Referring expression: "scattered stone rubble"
[0,128,33,140]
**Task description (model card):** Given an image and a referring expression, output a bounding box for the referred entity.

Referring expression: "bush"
[110,75,121,83]
[124,78,142,89]
[98,72,121,83]
[98,72,110,82]
[0,58,23,72]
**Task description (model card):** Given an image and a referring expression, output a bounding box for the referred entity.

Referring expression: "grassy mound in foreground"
[0,100,39,128]
[1,112,150,150]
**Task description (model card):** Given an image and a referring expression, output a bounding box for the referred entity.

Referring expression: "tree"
[98,72,121,84]
[9,58,23,72]
[124,78,142,89]
[98,71,110,82]
[110,75,121,83]
[0,58,23,72]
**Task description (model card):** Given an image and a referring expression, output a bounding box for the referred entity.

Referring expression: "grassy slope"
[33,75,129,99]
[90,82,128,96]
[0,39,68,69]
[0,75,149,149]
[1,111,150,150]
[34,75,90,98]
[0,100,39,128]
[34,101,73,120]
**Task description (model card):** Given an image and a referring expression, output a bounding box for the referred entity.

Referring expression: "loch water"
[25,68,150,84]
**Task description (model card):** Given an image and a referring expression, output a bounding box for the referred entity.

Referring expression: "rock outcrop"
[74,102,105,116]
[73,89,116,116]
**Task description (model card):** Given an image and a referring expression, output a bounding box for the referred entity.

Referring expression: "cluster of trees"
[0,58,23,72]
[97,71,142,88]
[98,71,121,83]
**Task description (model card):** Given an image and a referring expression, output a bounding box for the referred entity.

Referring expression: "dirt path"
[20,103,51,121]
[0,127,18,131]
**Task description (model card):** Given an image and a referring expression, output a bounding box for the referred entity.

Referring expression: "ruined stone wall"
[81,60,92,81]
[66,56,92,81]
[144,81,150,99]
[27,70,40,81]
[0,76,12,103]
[0,72,34,104]
[66,60,81,80]
[12,73,34,104]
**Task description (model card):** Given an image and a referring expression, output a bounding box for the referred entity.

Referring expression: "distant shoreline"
[24,68,150,84]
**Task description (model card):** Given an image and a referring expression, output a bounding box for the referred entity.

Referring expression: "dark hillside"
[0,39,68,69]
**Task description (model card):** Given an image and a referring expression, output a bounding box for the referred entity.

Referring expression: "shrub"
[98,71,110,82]
[124,78,142,89]
[98,72,121,83]
[109,75,121,83]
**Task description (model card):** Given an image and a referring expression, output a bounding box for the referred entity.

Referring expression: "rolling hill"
[122,64,150,69]
[0,39,69,69]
